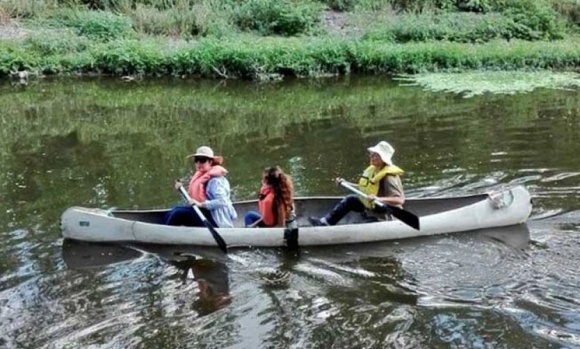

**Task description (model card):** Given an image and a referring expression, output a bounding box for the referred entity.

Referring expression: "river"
[1,76,579,348]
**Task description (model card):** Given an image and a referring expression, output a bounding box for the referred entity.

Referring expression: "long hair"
[264,166,294,217]
[211,156,224,166]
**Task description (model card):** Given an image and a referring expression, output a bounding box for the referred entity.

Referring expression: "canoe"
[60,185,532,247]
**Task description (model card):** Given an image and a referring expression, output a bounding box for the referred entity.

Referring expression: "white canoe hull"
[61,186,532,247]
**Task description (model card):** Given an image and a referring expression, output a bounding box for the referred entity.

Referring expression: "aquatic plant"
[397,71,580,97]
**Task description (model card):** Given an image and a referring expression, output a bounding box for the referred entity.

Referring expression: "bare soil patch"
[0,21,31,40]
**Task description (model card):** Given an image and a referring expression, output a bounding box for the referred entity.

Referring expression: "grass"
[0,0,579,79]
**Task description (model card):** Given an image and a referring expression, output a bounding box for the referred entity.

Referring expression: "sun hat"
[187,146,215,159]
[367,141,395,165]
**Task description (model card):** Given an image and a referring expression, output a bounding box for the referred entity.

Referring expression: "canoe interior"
[111,194,488,228]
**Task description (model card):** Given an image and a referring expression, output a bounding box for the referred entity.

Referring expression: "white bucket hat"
[187,146,215,159]
[367,141,395,165]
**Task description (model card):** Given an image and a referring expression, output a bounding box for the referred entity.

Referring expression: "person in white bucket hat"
[309,141,405,226]
[161,145,237,228]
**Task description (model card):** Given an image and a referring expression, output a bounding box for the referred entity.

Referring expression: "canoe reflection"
[61,239,142,269]
[61,239,231,316]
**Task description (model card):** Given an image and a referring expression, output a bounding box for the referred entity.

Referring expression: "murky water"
[1,77,579,348]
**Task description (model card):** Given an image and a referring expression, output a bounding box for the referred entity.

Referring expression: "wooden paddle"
[339,180,420,231]
[178,185,228,254]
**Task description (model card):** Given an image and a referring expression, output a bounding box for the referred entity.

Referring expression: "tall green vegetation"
[1,0,577,38]
[234,0,324,36]
[0,0,579,79]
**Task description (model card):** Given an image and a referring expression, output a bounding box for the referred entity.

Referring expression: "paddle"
[177,185,228,254]
[338,179,420,231]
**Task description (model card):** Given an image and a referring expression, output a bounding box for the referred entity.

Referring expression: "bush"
[23,30,92,55]
[234,0,324,36]
[129,4,196,36]
[551,0,580,27]
[455,0,509,12]
[319,0,358,11]
[362,2,567,44]
[363,12,514,43]
[46,9,134,40]
[0,0,59,18]
[502,0,566,40]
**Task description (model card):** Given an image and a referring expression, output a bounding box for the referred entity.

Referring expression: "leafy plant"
[234,0,324,36]
[23,30,92,55]
[502,0,566,40]
[46,8,134,40]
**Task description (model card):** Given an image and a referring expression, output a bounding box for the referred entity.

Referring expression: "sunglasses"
[194,157,210,164]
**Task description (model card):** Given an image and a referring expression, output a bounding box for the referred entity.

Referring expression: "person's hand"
[188,198,202,207]
[367,194,377,202]
[249,218,263,228]
[175,180,183,190]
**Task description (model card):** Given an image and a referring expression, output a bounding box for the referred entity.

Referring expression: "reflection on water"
[57,224,535,348]
[1,77,579,348]
[62,240,232,317]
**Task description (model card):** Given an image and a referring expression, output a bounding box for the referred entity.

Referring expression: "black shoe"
[308,216,325,226]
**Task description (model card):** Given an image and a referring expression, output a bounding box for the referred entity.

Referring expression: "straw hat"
[367,141,395,165]
[187,146,215,159]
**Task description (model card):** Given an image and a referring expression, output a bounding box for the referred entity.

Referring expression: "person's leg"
[309,195,365,226]
[161,206,217,227]
[244,211,263,227]
[196,207,218,227]
[161,206,197,226]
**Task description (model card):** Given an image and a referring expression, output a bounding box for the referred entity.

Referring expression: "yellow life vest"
[358,165,404,209]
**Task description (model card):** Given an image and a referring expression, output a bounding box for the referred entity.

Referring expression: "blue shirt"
[204,176,237,228]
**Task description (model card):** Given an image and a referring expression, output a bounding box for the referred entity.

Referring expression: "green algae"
[397,71,580,98]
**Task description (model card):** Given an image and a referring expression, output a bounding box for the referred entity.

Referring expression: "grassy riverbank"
[1,0,579,80]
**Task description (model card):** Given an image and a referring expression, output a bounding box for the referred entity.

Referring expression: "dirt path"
[0,22,29,40]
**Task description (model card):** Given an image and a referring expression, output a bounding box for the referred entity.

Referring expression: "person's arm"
[201,178,230,210]
[249,218,263,228]
[335,177,359,187]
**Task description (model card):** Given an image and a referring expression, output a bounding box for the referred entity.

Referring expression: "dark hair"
[263,166,294,219]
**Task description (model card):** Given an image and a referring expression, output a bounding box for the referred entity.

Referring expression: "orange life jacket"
[188,165,228,202]
[258,186,277,227]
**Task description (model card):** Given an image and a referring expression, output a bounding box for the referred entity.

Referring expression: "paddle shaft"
[339,180,420,231]
[178,185,228,253]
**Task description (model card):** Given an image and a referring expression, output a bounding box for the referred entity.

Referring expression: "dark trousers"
[161,206,217,227]
[324,194,388,226]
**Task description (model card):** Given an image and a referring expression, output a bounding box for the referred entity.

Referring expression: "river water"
[1,77,579,348]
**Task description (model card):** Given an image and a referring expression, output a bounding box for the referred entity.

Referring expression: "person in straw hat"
[161,146,237,228]
[309,141,405,226]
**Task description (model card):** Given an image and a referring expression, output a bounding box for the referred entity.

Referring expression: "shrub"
[234,0,324,36]
[551,0,580,27]
[46,9,134,40]
[0,0,59,18]
[319,0,358,11]
[362,12,514,43]
[129,3,196,36]
[23,30,92,55]
[502,0,566,40]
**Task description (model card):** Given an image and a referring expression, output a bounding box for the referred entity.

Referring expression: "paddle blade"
[388,205,420,230]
